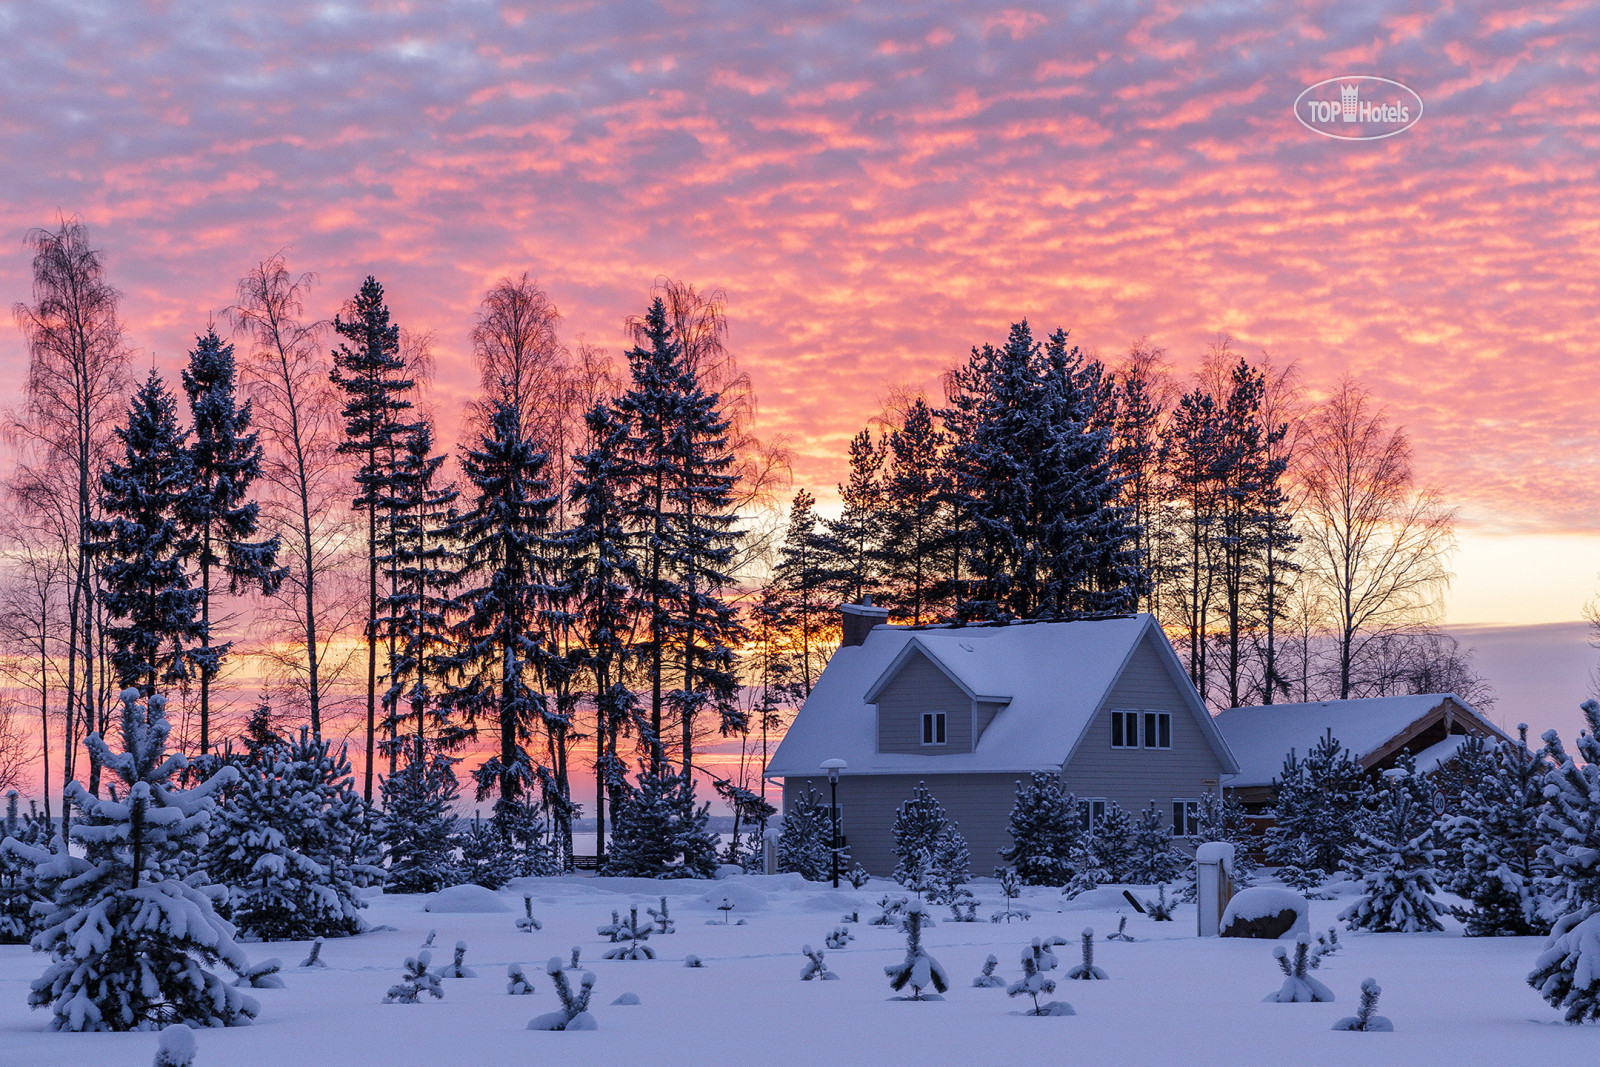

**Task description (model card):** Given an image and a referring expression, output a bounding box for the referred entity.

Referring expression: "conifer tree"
[1267,730,1368,875]
[440,401,564,848]
[180,328,285,755]
[820,428,885,607]
[604,768,718,879]
[12,688,257,1031]
[768,489,832,698]
[378,753,461,894]
[878,397,949,624]
[207,728,378,940]
[1161,386,1224,699]
[1090,803,1135,882]
[378,423,458,768]
[91,372,203,694]
[1128,802,1186,883]
[330,276,416,801]
[1528,702,1600,1022]
[568,402,641,864]
[892,783,958,884]
[1340,764,1444,934]
[999,773,1079,885]
[775,784,836,882]
[1443,728,1556,936]
[1182,789,1257,899]
[613,297,744,776]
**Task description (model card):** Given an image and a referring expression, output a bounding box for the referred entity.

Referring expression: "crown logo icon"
[1340,83,1359,121]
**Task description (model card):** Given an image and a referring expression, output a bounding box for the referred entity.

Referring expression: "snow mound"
[690,881,771,913]
[612,992,641,1005]
[1221,887,1309,938]
[799,893,865,913]
[424,884,509,913]
[715,864,745,879]
[1060,886,1148,911]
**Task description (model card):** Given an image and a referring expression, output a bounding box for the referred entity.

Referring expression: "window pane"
[1173,802,1183,834]
[1111,713,1124,747]
[936,714,945,744]
[922,714,932,744]
[1143,712,1156,747]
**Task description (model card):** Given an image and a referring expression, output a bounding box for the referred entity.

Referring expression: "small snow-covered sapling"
[948,886,979,922]
[901,851,936,900]
[507,963,535,995]
[384,951,444,1004]
[234,958,284,989]
[825,925,854,950]
[420,929,437,949]
[847,864,872,889]
[567,947,582,970]
[800,945,838,981]
[841,911,859,924]
[1333,978,1393,1032]
[973,954,1005,988]
[1067,928,1108,980]
[300,937,328,969]
[602,907,655,960]
[518,894,543,932]
[871,894,907,927]
[528,957,598,1031]
[884,900,948,1000]
[1007,945,1073,1016]
[154,1023,197,1067]
[683,954,704,968]
[1144,884,1174,921]
[1265,934,1336,1003]
[442,941,476,978]
[597,909,625,942]
[1107,916,1135,942]
[1317,927,1341,955]
[992,866,1030,924]
[647,896,675,934]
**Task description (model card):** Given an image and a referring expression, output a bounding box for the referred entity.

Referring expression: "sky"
[2,0,1598,745]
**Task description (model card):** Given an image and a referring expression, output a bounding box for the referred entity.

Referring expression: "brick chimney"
[839,595,890,648]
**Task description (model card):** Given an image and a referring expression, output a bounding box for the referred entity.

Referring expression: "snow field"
[0,875,1591,1066]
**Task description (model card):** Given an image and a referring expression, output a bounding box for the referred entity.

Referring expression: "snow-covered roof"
[766,613,1237,778]
[1212,693,1506,787]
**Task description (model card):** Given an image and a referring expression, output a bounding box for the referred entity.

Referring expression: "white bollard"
[1195,841,1236,937]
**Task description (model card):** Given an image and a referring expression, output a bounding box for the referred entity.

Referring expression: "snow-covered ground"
[0,874,1590,1066]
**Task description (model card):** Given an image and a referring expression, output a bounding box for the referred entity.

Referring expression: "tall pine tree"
[181,328,285,755]
[330,276,416,801]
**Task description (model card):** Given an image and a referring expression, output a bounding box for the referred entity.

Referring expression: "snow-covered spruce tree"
[1442,726,1557,937]
[776,785,836,882]
[1128,802,1186,884]
[17,688,258,1031]
[973,954,1004,987]
[1066,927,1108,980]
[1265,933,1334,1003]
[0,791,55,943]
[491,796,559,878]
[939,320,1140,620]
[384,950,444,1004]
[892,782,961,885]
[1332,978,1393,1031]
[507,963,535,995]
[999,774,1079,885]
[1431,732,1500,878]
[601,908,654,960]
[1267,729,1369,877]
[991,865,1031,923]
[89,372,203,695]
[438,399,566,854]
[929,824,972,905]
[1180,789,1257,901]
[800,945,837,981]
[1339,764,1444,934]
[457,812,516,890]
[529,958,597,1030]
[884,900,948,1000]
[179,327,285,757]
[1528,701,1600,1021]
[206,729,377,940]
[378,753,461,894]
[604,769,718,878]
[1007,938,1073,1016]
[1090,802,1134,881]
[1064,832,1108,898]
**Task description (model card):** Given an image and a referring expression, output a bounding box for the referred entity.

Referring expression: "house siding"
[783,773,1027,876]
[1062,632,1225,822]
[875,649,973,755]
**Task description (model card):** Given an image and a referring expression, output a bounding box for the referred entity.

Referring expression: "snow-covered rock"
[1221,887,1309,939]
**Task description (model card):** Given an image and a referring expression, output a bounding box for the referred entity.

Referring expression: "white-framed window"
[921,711,947,746]
[1172,799,1200,837]
[1078,798,1107,834]
[1112,710,1171,750]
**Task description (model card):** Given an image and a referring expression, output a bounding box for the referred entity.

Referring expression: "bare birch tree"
[1299,378,1455,699]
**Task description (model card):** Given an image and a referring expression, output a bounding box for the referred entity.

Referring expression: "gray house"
[765,608,1240,875]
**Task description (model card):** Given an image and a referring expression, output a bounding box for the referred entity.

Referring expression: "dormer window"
[922,712,947,746]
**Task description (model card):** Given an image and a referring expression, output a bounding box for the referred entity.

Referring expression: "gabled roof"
[1212,693,1509,788]
[765,613,1238,778]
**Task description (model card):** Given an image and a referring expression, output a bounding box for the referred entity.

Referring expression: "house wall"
[875,649,973,755]
[1062,633,1227,819]
[783,773,1026,876]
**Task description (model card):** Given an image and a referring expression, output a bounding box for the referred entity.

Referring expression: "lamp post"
[821,759,848,888]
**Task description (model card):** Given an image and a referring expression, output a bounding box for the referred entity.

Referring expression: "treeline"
[765,329,1476,711]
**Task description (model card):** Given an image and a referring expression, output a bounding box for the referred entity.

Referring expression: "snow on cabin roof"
[766,613,1236,778]
[1212,693,1503,787]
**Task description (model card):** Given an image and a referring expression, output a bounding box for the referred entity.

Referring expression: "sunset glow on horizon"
[2,1,1599,755]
